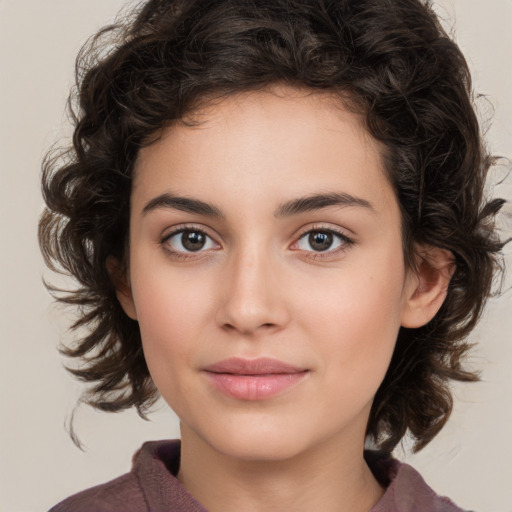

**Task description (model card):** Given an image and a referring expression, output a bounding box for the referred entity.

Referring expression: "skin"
[117,85,453,512]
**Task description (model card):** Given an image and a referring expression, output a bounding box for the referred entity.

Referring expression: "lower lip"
[205,372,308,400]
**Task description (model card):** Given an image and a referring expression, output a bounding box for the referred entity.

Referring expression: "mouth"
[202,357,309,401]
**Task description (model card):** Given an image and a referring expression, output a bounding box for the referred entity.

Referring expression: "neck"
[177,427,384,512]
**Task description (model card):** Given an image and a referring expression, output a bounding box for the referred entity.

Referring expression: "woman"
[39,0,508,510]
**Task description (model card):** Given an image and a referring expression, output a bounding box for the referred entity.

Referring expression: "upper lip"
[203,357,306,375]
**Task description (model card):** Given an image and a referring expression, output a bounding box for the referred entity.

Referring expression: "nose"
[216,246,290,336]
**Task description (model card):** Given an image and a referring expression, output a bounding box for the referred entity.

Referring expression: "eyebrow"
[275,192,374,217]
[143,194,224,217]
[142,191,374,218]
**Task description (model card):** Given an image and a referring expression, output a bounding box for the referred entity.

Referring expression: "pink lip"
[203,357,309,401]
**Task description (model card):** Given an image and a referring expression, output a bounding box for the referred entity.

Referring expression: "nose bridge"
[217,238,288,335]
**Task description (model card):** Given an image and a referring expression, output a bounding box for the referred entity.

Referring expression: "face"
[121,86,419,462]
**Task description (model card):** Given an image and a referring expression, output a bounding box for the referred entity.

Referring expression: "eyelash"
[160,224,355,261]
[293,225,355,260]
[160,224,218,261]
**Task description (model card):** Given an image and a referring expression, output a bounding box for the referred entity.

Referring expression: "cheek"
[129,266,215,389]
[132,258,214,331]
[298,266,405,393]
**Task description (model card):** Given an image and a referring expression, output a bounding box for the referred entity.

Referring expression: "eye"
[162,228,218,256]
[294,227,354,255]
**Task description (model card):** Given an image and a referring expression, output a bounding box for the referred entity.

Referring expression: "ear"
[401,246,455,328]
[107,256,138,320]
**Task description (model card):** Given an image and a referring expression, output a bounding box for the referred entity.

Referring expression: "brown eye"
[294,228,353,255]
[181,231,206,251]
[163,228,218,255]
[308,231,333,252]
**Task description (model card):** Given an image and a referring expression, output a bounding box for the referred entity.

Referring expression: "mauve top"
[49,440,469,512]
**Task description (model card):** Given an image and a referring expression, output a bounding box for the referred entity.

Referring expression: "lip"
[202,357,309,401]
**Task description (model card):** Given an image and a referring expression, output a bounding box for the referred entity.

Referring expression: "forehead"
[132,85,396,220]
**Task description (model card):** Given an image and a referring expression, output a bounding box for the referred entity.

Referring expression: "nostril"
[221,321,278,335]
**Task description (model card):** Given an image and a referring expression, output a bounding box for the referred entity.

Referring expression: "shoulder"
[366,451,472,512]
[48,472,144,512]
[49,440,207,512]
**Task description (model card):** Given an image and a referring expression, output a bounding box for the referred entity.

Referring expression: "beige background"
[1,1,511,511]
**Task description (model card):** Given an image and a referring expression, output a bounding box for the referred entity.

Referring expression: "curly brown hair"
[39,0,507,453]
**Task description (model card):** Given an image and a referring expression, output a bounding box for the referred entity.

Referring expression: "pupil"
[182,231,205,251]
[309,231,332,251]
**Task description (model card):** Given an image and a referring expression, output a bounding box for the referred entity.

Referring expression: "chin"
[213,434,308,463]
[188,414,334,464]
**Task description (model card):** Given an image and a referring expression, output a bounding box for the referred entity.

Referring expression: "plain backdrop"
[1,1,511,511]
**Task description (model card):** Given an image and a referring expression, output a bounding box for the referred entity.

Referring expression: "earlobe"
[106,256,138,320]
[401,246,455,329]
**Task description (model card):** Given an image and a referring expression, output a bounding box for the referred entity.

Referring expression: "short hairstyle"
[39,0,507,452]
